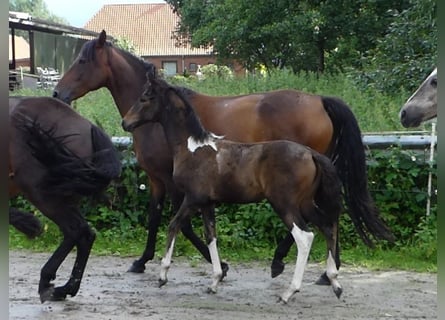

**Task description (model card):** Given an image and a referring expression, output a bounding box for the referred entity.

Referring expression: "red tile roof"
[84,3,212,57]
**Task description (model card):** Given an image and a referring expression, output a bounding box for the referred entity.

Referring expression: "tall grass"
[11,70,413,134]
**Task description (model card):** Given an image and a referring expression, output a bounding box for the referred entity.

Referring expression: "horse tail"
[311,152,343,221]
[9,207,43,239]
[321,96,395,247]
[16,115,122,197]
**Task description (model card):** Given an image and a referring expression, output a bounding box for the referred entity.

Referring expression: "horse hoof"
[127,260,146,273]
[207,286,217,294]
[333,286,343,299]
[277,295,289,304]
[271,259,285,278]
[315,272,331,286]
[39,286,67,303]
[220,262,229,280]
[158,278,168,288]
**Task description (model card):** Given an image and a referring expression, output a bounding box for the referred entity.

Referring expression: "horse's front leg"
[128,176,166,273]
[202,206,223,293]
[280,223,314,303]
[179,205,229,279]
[159,200,194,287]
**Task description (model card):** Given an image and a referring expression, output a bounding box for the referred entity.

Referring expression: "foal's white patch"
[281,223,314,303]
[326,250,337,279]
[208,238,223,293]
[187,134,223,152]
[291,223,314,280]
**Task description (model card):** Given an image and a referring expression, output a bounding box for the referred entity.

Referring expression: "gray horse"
[400,67,437,128]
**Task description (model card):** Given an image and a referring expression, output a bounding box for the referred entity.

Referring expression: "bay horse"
[400,67,437,128]
[122,70,344,303]
[9,96,122,303]
[53,30,394,278]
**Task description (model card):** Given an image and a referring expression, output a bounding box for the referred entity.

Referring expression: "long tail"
[9,208,43,239]
[322,96,395,246]
[15,114,122,197]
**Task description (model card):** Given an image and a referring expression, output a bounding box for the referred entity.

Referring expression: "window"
[189,63,197,72]
[162,61,177,76]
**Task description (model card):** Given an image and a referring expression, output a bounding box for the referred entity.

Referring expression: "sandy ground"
[9,250,436,320]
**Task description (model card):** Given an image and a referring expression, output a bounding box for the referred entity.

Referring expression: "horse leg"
[39,207,95,303]
[317,224,342,298]
[52,223,96,300]
[271,232,294,278]
[201,206,223,293]
[128,176,166,273]
[179,205,229,279]
[280,222,314,303]
[159,198,195,287]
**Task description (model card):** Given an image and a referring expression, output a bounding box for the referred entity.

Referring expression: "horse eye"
[431,77,437,88]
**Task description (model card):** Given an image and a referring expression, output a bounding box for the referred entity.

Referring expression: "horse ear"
[98,30,107,47]
[146,64,157,81]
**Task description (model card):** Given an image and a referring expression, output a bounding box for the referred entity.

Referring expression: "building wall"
[144,55,217,76]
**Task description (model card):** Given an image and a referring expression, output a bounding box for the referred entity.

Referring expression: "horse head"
[122,71,167,132]
[399,67,437,128]
[53,30,111,104]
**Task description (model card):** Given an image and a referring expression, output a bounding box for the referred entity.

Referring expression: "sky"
[43,0,166,27]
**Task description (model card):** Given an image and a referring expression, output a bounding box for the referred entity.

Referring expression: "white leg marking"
[326,250,342,297]
[208,238,223,293]
[281,223,314,303]
[159,237,176,284]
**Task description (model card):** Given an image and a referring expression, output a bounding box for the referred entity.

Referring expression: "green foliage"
[357,0,437,95]
[166,0,428,75]
[367,147,436,246]
[113,36,138,55]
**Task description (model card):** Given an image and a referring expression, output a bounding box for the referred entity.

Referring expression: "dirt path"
[9,250,436,320]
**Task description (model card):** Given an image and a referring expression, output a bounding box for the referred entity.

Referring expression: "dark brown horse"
[53,30,394,278]
[122,71,344,303]
[9,96,122,303]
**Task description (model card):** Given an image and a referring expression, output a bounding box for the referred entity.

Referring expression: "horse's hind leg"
[52,223,96,300]
[280,222,314,303]
[128,177,166,273]
[38,205,95,302]
[318,224,342,298]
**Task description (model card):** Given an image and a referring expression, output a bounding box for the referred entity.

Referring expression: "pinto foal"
[122,73,344,303]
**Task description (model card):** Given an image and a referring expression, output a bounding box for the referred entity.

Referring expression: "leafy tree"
[166,0,409,73]
[114,36,137,55]
[357,0,437,95]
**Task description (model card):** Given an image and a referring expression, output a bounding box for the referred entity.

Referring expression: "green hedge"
[56,145,435,254]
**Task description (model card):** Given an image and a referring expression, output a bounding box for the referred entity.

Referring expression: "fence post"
[426,122,436,216]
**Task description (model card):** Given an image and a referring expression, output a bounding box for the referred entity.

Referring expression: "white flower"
[139,184,146,190]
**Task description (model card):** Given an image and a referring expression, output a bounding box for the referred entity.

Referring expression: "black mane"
[167,85,210,142]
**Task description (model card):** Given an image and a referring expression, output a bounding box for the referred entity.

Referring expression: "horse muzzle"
[52,90,72,106]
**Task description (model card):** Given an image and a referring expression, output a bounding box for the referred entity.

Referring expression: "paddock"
[9,251,437,320]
